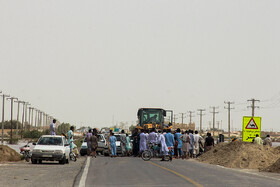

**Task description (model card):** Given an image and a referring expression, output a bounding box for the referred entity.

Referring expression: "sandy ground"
[0,156,85,187]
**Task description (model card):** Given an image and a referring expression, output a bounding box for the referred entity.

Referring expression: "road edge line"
[79,157,91,187]
[73,157,91,187]
[148,161,203,187]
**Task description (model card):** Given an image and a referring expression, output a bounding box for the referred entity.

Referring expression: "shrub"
[23,130,43,139]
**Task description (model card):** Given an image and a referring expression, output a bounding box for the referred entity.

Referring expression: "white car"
[31,135,70,164]
[80,134,106,156]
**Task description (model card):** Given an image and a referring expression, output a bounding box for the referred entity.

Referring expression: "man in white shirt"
[148,128,157,144]
[50,119,56,135]
[193,130,203,158]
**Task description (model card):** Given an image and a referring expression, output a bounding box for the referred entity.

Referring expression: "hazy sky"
[1,1,280,131]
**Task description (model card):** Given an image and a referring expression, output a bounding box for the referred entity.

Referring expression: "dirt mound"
[197,142,280,170]
[263,157,280,173]
[0,145,21,162]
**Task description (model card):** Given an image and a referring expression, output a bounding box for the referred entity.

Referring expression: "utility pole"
[34,109,37,128]
[15,100,23,139]
[247,98,260,117]
[7,97,18,142]
[38,111,41,128]
[217,121,220,135]
[197,109,206,135]
[187,111,195,124]
[30,107,34,127]
[42,112,44,127]
[210,107,219,138]
[45,114,49,128]
[173,114,178,124]
[1,92,9,144]
[28,107,32,126]
[224,101,234,141]
[178,113,186,124]
[21,102,25,139]
[24,103,30,131]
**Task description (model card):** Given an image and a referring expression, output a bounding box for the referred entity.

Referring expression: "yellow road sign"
[242,116,261,142]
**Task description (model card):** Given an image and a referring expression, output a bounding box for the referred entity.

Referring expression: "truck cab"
[137,108,173,130]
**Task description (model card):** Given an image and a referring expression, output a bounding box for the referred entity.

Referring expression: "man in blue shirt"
[164,129,175,148]
[175,128,182,158]
[109,133,117,157]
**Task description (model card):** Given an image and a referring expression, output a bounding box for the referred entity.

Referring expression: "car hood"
[34,145,65,151]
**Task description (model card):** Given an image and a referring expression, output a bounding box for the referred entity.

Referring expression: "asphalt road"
[85,157,280,187]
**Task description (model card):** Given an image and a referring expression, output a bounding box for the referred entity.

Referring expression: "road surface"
[84,157,280,187]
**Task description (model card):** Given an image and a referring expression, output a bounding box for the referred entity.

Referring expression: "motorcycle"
[19,142,32,162]
[141,143,173,161]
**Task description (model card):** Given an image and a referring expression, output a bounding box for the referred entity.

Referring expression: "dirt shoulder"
[0,156,86,187]
[197,141,280,172]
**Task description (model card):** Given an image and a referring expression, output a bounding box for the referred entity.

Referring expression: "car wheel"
[59,155,66,165]
[38,160,42,164]
[31,158,37,164]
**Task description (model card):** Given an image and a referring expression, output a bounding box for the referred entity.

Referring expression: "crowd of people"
[131,128,215,160]
[85,128,99,158]
[106,130,132,157]
[253,134,272,146]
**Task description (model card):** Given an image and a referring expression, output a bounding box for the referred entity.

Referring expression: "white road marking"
[216,165,280,181]
[78,157,91,187]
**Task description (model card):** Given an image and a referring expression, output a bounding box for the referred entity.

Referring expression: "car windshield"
[37,137,63,146]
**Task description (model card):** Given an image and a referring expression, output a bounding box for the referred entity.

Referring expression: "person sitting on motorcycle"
[157,130,169,161]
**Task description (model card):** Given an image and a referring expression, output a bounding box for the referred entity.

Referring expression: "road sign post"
[242,116,261,142]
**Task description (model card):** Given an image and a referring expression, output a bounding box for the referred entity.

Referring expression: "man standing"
[193,130,203,158]
[180,131,190,159]
[157,131,169,161]
[50,119,56,135]
[106,130,113,156]
[67,126,75,152]
[90,130,98,158]
[125,134,132,156]
[174,128,182,158]
[132,128,140,157]
[86,129,93,156]
[148,128,157,144]
[120,130,127,156]
[254,134,263,145]
[165,129,175,148]
[263,135,272,146]
[204,132,214,152]
[189,130,194,158]
[139,129,147,153]
[109,133,117,157]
